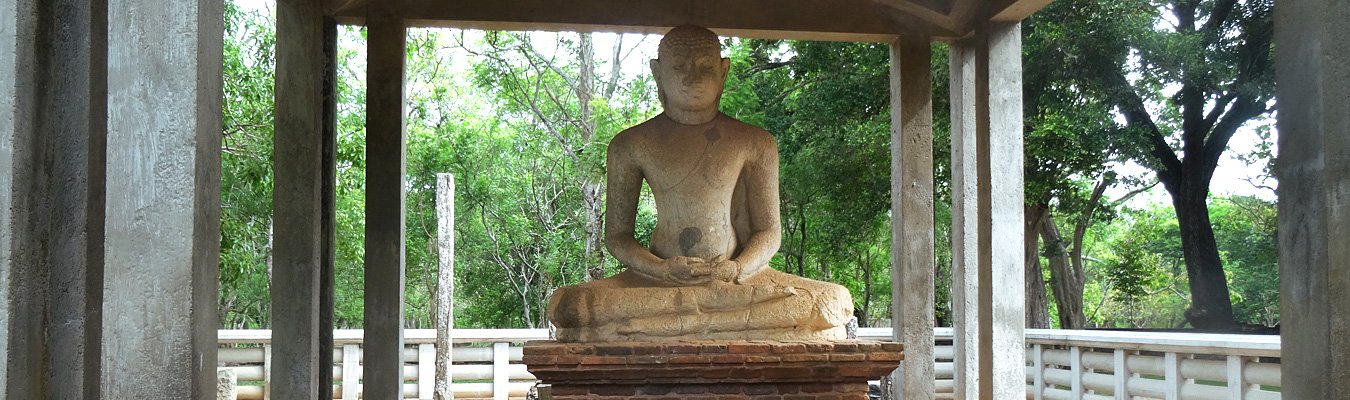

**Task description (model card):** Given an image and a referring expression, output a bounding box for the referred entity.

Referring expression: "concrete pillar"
[2,0,107,397]
[0,0,44,396]
[41,1,108,398]
[365,2,409,398]
[947,40,981,399]
[271,0,328,397]
[1274,0,1350,397]
[982,22,1026,400]
[949,22,1026,400]
[101,0,222,397]
[888,35,935,400]
[320,15,340,400]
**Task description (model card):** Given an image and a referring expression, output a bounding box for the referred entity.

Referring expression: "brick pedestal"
[523,340,903,400]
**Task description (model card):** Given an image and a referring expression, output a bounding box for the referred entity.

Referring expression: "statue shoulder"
[608,117,660,155]
[720,115,777,148]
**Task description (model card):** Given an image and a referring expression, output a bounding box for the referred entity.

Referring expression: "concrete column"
[888,35,935,400]
[40,1,108,398]
[2,1,107,397]
[981,22,1026,400]
[365,2,408,398]
[320,15,340,400]
[271,0,327,397]
[1274,0,1350,398]
[947,41,980,400]
[949,22,1026,400]
[0,0,43,396]
[102,0,222,397]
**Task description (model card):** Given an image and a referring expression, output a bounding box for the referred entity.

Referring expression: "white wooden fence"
[218,328,1280,400]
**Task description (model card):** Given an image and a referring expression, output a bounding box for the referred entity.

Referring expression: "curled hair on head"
[658,25,722,59]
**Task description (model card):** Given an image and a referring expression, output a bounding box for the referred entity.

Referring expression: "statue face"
[651,47,730,114]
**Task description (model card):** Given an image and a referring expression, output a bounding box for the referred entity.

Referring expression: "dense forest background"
[220,0,1277,331]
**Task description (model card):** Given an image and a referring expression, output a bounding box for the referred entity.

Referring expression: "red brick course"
[524,340,901,399]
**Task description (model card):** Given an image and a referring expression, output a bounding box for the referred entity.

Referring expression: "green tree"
[1082,0,1274,329]
[220,1,276,328]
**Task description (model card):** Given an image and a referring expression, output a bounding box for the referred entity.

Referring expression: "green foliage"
[1081,196,1278,328]
[219,0,1278,332]
[219,2,275,328]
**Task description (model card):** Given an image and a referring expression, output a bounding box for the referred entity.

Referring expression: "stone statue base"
[523,340,902,399]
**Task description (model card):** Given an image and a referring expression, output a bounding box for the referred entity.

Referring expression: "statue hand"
[657,256,713,286]
[705,255,740,283]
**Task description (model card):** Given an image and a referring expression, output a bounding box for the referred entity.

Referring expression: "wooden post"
[364,1,408,398]
[888,34,935,400]
[436,173,456,400]
[271,0,327,396]
[1274,0,1350,398]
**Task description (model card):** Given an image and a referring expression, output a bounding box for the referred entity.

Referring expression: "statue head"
[651,25,731,125]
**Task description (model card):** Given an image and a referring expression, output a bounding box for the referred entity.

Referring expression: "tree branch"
[1102,69,1183,180]
[1201,0,1238,34]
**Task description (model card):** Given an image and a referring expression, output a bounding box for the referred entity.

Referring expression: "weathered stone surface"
[525,340,900,400]
[547,25,852,342]
[217,368,238,400]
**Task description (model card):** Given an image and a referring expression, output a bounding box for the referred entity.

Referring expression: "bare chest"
[633,127,747,194]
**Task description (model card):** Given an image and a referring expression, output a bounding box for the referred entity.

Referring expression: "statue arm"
[732,133,782,281]
[603,135,665,278]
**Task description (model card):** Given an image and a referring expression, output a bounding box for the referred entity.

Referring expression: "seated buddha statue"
[546,25,853,342]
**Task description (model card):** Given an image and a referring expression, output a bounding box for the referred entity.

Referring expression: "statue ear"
[650,59,662,79]
[718,57,731,81]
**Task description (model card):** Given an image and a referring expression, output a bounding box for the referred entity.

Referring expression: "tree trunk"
[1168,179,1236,329]
[434,174,455,400]
[576,33,607,281]
[861,249,873,328]
[1024,204,1051,329]
[1042,213,1085,329]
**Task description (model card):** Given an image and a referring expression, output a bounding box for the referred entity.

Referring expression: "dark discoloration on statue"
[545,25,853,342]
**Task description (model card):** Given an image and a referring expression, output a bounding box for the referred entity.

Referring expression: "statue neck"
[662,107,720,125]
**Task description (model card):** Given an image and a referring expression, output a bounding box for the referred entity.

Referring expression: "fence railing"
[1019,329,1281,400]
[218,329,548,400]
[218,328,1280,400]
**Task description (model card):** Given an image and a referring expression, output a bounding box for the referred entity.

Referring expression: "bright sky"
[232,0,1278,205]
